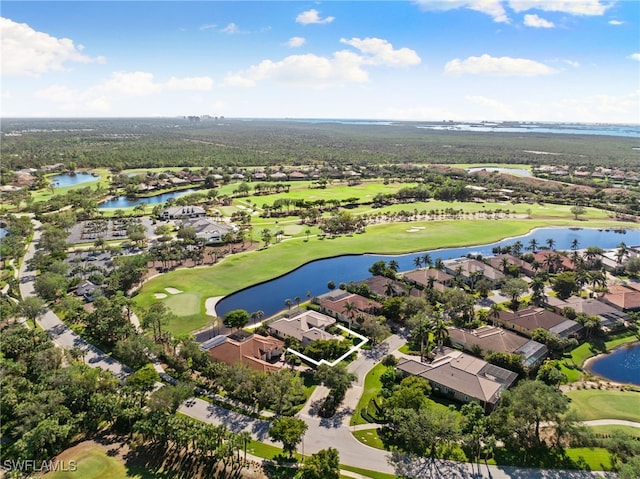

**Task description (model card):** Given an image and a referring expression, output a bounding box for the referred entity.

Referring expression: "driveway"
[18,219,132,382]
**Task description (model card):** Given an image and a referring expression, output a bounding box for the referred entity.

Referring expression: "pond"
[50,172,98,188]
[0,226,6,239]
[586,343,640,386]
[98,189,197,209]
[216,227,638,319]
[467,167,533,178]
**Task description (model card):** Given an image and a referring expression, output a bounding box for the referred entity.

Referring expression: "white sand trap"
[414,226,426,230]
[165,287,182,295]
[205,296,224,316]
[406,228,420,233]
[154,293,167,299]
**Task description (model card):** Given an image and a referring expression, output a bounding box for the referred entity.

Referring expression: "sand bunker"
[406,228,420,233]
[205,296,224,316]
[165,287,182,295]
[154,293,167,299]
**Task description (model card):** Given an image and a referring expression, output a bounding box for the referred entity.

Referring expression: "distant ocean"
[242,118,640,138]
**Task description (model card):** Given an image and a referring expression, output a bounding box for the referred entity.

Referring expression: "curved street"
[18,219,623,477]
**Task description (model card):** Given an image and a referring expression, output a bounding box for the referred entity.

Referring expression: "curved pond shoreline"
[583,342,640,386]
[214,226,640,319]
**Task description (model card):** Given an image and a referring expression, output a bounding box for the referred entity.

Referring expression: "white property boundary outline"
[285,324,369,367]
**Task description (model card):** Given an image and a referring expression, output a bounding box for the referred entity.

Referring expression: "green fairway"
[164,292,201,317]
[136,217,638,334]
[565,447,613,471]
[566,389,640,422]
[587,425,640,438]
[44,444,134,479]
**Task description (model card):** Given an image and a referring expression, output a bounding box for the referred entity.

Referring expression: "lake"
[586,343,640,386]
[467,167,532,178]
[50,172,98,188]
[98,189,197,209]
[216,227,639,319]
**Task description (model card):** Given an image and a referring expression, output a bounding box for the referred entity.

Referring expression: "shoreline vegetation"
[135,219,639,335]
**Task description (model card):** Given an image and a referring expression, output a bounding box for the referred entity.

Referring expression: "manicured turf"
[351,362,386,426]
[352,428,385,450]
[587,425,640,438]
[43,444,133,479]
[136,217,638,334]
[565,447,613,471]
[163,292,201,317]
[566,389,640,422]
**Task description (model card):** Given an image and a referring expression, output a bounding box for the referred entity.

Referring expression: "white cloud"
[564,59,580,68]
[225,37,420,88]
[34,71,214,113]
[608,20,624,25]
[509,0,611,16]
[295,9,335,25]
[200,24,217,31]
[221,23,239,34]
[523,13,555,28]
[340,37,421,66]
[224,51,368,88]
[414,1,509,23]
[286,37,306,48]
[1,17,105,76]
[628,53,640,61]
[444,54,556,76]
[550,91,640,123]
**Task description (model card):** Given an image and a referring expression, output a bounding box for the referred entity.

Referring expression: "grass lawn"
[351,362,386,426]
[352,428,385,450]
[566,389,640,422]
[164,292,201,317]
[136,216,638,334]
[587,425,640,438]
[43,443,145,479]
[565,447,613,471]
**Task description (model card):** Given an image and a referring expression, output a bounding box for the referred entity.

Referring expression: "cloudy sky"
[1,1,638,122]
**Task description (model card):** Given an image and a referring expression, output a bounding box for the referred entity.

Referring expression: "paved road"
[179,334,616,478]
[18,219,132,382]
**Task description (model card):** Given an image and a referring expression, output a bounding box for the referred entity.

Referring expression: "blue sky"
[1,1,638,122]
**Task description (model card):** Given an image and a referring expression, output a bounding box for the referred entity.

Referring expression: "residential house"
[402,268,454,291]
[486,254,536,277]
[75,280,101,302]
[496,306,583,338]
[448,326,548,369]
[354,275,411,298]
[549,296,629,331]
[159,205,206,220]
[202,334,284,373]
[317,293,382,326]
[533,251,575,273]
[443,258,505,288]
[396,347,518,410]
[599,285,640,312]
[269,310,336,347]
[180,217,238,243]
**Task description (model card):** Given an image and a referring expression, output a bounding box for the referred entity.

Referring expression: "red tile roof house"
[397,347,518,410]
[318,293,382,326]
[354,275,411,298]
[599,285,640,312]
[402,268,454,290]
[202,334,284,373]
[496,306,583,339]
[533,251,575,273]
[548,296,630,331]
[443,258,505,288]
[486,254,536,277]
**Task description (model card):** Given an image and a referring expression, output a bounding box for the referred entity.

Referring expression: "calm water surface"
[587,343,640,386]
[216,227,639,318]
[99,189,197,209]
[51,172,97,187]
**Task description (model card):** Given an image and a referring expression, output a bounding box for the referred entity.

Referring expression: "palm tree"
[285,298,293,311]
[413,256,423,270]
[589,270,607,290]
[530,276,546,306]
[546,238,556,251]
[237,431,252,462]
[422,253,433,268]
[294,296,301,309]
[388,260,399,273]
[431,317,449,350]
[616,242,629,264]
[528,238,539,253]
[489,303,501,326]
[385,281,396,297]
[570,238,580,251]
[343,301,357,330]
[512,241,523,256]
